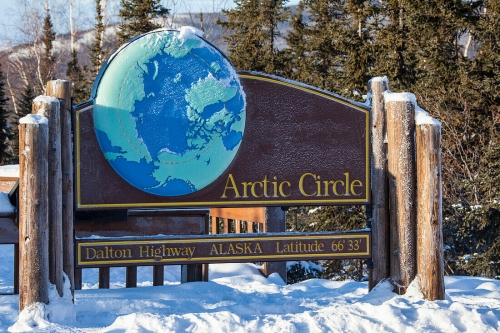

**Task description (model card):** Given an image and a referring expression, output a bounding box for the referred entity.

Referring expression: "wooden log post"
[260,207,287,282]
[386,93,417,295]
[416,120,445,300]
[46,80,74,298]
[33,96,63,297]
[368,77,390,290]
[211,216,218,234]
[126,266,137,288]
[19,114,50,312]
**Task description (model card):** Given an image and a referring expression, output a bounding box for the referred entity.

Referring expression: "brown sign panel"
[75,72,369,209]
[75,231,371,267]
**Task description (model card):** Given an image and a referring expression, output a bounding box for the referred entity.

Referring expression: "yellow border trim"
[75,74,370,208]
[77,234,371,266]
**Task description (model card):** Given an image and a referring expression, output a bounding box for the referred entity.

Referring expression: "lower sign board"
[75,231,371,267]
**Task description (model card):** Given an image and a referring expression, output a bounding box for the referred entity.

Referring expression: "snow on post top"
[33,95,59,105]
[415,106,441,126]
[179,26,204,40]
[369,76,388,85]
[19,114,48,125]
[0,164,19,177]
[384,91,417,104]
[33,96,59,117]
[384,91,441,127]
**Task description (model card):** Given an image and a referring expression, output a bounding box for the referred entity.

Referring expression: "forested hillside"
[0,0,499,280]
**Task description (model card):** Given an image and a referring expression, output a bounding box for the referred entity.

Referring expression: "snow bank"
[9,274,75,332]
[0,250,499,332]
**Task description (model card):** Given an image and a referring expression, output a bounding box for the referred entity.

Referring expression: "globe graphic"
[92,28,246,196]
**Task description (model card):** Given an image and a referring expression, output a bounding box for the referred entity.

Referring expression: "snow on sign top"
[178,26,204,39]
[76,28,370,209]
[91,28,246,197]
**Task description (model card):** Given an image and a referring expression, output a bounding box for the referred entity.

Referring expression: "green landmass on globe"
[92,27,246,196]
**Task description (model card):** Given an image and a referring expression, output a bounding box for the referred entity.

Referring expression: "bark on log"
[417,123,445,300]
[368,78,390,290]
[260,207,287,282]
[33,96,63,297]
[19,119,49,312]
[386,98,417,294]
[46,80,74,299]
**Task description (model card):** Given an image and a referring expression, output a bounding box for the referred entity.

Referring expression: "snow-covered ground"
[0,244,499,332]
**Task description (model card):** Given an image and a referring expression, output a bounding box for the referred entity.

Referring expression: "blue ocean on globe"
[92,28,246,196]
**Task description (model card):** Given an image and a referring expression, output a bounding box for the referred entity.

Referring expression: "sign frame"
[74,72,370,210]
[75,231,371,267]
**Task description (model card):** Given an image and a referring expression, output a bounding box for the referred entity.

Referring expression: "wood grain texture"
[368,78,390,290]
[260,207,287,281]
[417,123,445,300]
[210,207,266,224]
[46,80,74,299]
[19,121,49,311]
[386,100,416,294]
[33,96,63,297]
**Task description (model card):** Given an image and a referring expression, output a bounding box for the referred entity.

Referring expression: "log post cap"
[32,96,60,118]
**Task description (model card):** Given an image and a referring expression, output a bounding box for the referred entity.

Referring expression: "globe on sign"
[92,27,246,196]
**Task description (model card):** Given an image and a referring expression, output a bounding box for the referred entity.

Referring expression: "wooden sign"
[75,231,371,267]
[75,29,369,209]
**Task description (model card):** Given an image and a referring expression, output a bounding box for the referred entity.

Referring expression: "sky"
[2,2,495,332]
[0,0,301,48]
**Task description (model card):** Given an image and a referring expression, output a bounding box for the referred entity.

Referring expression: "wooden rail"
[210,207,266,234]
[74,208,210,289]
[209,207,287,281]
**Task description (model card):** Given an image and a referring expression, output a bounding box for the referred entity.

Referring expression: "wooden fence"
[6,77,445,312]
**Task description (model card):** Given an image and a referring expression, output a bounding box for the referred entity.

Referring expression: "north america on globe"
[92,27,246,196]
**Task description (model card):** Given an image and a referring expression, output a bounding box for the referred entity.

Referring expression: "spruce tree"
[371,0,417,91]
[117,0,169,45]
[17,84,35,121]
[40,7,56,92]
[0,64,12,164]
[67,48,89,104]
[218,0,289,75]
[89,0,106,77]
[439,0,500,278]
[284,0,378,99]
[283,2,309,82]
[10,82,35,164]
